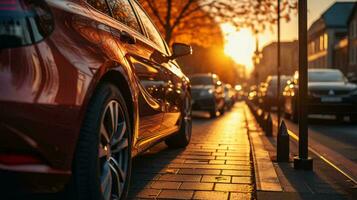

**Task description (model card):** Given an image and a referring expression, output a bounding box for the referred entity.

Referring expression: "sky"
[222,0,357,72]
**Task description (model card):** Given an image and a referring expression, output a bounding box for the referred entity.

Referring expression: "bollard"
[263,112,269,131]
[265,114,273,136]
[277,121,290,162]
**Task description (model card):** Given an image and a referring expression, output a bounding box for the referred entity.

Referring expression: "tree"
[139,0,297,46]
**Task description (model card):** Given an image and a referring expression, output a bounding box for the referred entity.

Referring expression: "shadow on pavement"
[128,142,184,198]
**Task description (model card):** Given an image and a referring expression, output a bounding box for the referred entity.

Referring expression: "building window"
[323,33,328,50]
[319,35,324,50]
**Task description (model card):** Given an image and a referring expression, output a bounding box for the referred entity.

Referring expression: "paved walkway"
[128,103,255,199]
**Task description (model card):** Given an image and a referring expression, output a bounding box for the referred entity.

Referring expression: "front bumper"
[308,96,357,115]
[192,97,216,111]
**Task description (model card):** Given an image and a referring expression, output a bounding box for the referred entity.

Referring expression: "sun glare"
[221,24,255,72]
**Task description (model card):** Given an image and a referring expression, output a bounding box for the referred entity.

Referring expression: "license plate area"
[321,97,342,102]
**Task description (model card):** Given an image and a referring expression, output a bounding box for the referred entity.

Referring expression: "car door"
[86,0,166,141]
[131,1,186,133]
[106,0,169,142]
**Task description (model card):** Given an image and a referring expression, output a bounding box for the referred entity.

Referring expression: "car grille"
[191,90,201,99]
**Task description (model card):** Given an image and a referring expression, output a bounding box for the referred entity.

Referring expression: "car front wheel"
[68,83,132,200]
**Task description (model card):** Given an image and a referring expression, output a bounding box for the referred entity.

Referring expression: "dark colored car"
[223,84,235,110]
[261,75,291,110]
[283,69,357,122]
[189,73,225,118]
[0,0,192,199]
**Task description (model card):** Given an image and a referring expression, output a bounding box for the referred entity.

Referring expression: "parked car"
[261,75,291,110]
[189,73,225,118]
[0,0,192,199]
[223,84,236,110]
[283,69,357,122]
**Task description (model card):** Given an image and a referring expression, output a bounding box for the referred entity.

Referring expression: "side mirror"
[170,43,192,59]
[0,0,54,49]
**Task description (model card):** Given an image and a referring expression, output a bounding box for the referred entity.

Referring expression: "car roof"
[308,68,342,73]
[189,73,217,78]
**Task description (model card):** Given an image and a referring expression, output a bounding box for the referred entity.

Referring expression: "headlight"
[200,89,214,96]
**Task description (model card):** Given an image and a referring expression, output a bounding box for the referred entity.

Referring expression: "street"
[271,113,357,181]
[128,103,255,199]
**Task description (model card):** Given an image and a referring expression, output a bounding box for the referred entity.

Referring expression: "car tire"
[67,83,132,200]
[166,95,192,148]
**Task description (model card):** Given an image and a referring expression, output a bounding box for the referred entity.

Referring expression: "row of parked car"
[189,73,240,118]
[249,69,357,123]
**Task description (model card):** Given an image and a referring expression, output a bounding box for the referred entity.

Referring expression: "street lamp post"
[294,0,313,170]
[277,0,281,134]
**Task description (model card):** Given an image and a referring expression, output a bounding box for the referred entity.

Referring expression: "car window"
[190,76,213,85]
[308,71,345,82]
[132,1,167,53]
[107,0,141,33]
[86,0,111,15]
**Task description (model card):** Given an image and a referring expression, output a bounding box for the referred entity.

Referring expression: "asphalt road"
[271,113,357,182]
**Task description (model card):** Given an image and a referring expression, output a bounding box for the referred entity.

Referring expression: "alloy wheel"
[99,100,129,200]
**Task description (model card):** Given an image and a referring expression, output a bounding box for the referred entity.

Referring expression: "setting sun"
[221,24,256,72]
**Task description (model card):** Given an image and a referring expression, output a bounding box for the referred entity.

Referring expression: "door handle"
[120,31,136,44]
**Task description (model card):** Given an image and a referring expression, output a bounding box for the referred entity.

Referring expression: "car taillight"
[0,153,43,165]
[0,0,54,49]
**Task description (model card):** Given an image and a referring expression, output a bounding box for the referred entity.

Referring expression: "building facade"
[253,40,298,82]
[348,5,357,76]
[308,2,355,70]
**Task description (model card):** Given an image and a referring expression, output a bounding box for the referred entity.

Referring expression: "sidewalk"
[245,103,357,200]
[128,103,255,199]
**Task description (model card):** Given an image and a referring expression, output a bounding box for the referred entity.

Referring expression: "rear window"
[308,71,344,82]
[190,76,213,85]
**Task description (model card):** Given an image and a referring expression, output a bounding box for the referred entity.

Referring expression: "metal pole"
[294,0,313,170]
[277,0,281,134]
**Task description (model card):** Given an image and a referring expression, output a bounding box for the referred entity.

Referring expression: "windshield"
[308,71,345,82]
[190,76,213,85]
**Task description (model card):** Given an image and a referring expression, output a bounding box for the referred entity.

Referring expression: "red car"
[0,0,192,199]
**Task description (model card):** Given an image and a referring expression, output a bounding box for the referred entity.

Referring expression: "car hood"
[191,85,214,91]
[308,82,357,91]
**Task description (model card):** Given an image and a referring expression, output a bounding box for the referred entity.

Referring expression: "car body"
[0,0,192,197]
[261,75,291,110]
[189,73,225,117]
[283,69,357,122]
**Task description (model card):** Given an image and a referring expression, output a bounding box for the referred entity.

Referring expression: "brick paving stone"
[150,181,181,189]
[214,183,253,192]
[193,191,229,200]
[129,103,255,199]
[168,163,251,170]
[180,182,214,190]
[221,170,251,177]
[201,175,231,183]
[230,192,252,200]
[134,188,161,199]
[159,174,202,182]
[232,176,252,184]
[185,159,209,164]
[178,169,221,175]
[226,160,251,165]
[209,160,225,164]
[158,190,194,199]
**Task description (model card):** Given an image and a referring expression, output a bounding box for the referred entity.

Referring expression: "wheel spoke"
[100,123,110,143]
[112,138,128,153]
[111,122,126,146]
[109,101,119,135]
[100,161,112,200]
